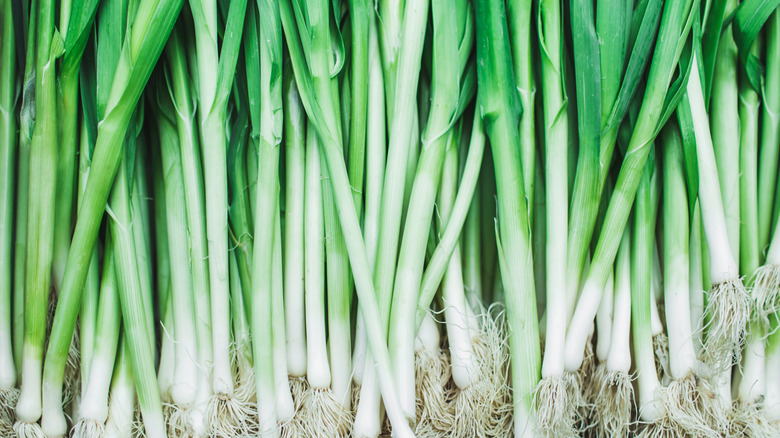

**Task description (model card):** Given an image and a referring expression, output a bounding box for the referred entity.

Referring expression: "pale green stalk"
[0,0,18,400]
[758,11,780,257]
[189,0,247,398]
[16,0,59,430]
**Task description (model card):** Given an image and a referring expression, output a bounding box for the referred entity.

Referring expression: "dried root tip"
[414,346,454,435]
[653,333,670,384]
[661,375,718,438]
[751,264,780,329]
[132,407,145,438]
[635,415,682,438]
[534,374,580,437]
[728,402,776,438]
[13,421,46,438]
[703,278,750,369]
[165,404,195,438]
[591,370,634,438]
[0,388,19,424]
[71,418,106,438]
[205,393,256,438]
[447,334,513,438]
[300,387,352,438]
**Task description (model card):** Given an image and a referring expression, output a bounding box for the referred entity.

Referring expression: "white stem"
[564,278,602,371]
[353,366,382,438]
[737,328,765,405]
[607,230,632,373]
[665,258,696,380]
[0,325,14,390]
[157,296,175,401]
[352,315,367,385]
[305,130,330,390]
[444,243,479,389]
[650,286,664,337]
[78,353,115,424]
[687,56,740,284]
[766,219,780,266]
[764,337,780,420]
[104,347,135,438]
[596,270,614,362]
[272,214,295,422]
[15,350,42,423]
[689,204,705,356]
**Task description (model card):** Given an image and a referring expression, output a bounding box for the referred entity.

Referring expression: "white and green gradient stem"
[104,336,136,438]
[77,245,121,427]
[758,12,780,255]
[387,0,462,419]
[158,106,199,409]
[272,205,295,422]
[539,0,569,381]
[16,0,58,429]
[250,1,282,434]
[709,0,741,264]
[0,0,17,398]
[304,127,330,394]
[283,73,307,379]
[661,124,696,381]
[607,228,632,375]
[632,160,664,423]
[352,18,386,387]
[562,0,691,372]
[165,27,214,405]
[108,156,165,438]
[189,0,244,398]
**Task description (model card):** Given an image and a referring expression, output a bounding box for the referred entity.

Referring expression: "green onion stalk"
[15,0,60,434]
[246,0,282,435]
[38,0,183,437]
[188,0,247,417]
[72,242,120,438]
[709,0,741,270]
[591,227,633,438]
[752,11,780,326]
[155,88,201,428]
[279,0,415,434]
[111,115,169,438]
[282,70,307,392]
[353,0,431,430]
[506,0,535,224]
[51,0,100,299]
[534,0,574,434]
[439,125,513,438]
[304,0,353,427]
[164,22,213,427]
[103,335,136,438]
[562,0,692,376]
[0,0,18,423]
[271,202,296,426]
[56,2,104,420]
[631,154,675,435]
[12,0,37,388]
[684,53,750,372]
[733,38,774,436]
[565,0,660,323]
[660,123,718,435]
[474,0,540,433]
[301,124,343,436]
[351,12,385,393]
[387,0,467,425]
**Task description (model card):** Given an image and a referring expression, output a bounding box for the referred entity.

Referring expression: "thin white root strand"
[165,404,195,438]
[71,418,106,438]
[653,333,670,384]
[132,407,145,438]
[205,393,256,438]
[702,278,750,369]
[0,387,19,426]
[661,374,718,438]
[300,387,351,438]
[535,373,581,437]
[63,332,81,407]
[447,317,512,438]
[751,264,780,329]
[635,414,681,438]
[693,377,729,436]
[728,402,776,438]
[592,370,633,438]
[13,421,46,438]
[414,345,453,436]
